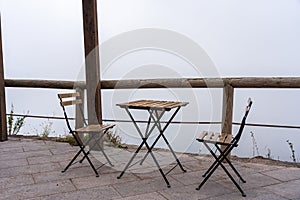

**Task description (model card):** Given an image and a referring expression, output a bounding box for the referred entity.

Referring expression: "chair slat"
[60,99,82,106]
[58,92,80,99]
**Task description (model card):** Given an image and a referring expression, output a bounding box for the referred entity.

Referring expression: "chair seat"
[75,124,115,133]
[196,131,232,145]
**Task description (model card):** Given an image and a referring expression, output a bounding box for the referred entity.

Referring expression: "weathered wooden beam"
[100,77,300,89]
[82,0,102,125]
[221,84,234,142]
[75,88,85,129]
[227,77,300,88]
[5,77,300,90]
[5,79,85,89]
[0,15,7,141]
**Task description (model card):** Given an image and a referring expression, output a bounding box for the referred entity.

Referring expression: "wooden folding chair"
[196,98,253,197]
[58,92,115,177]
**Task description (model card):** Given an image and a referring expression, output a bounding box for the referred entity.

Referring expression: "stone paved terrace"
[1,137,300,200]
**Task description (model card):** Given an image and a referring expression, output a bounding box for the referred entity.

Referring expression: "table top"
[117,100,188,111]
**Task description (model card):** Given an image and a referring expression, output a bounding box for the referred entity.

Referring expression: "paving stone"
[0,174,34,189]
[181,159,212,172]
[0,137,299,199]
[42,185,121,200]
[0,158,28,169]
[72,172,139,190]
[0,162,60,178]
[113,176,183,197]
[113,192,166,200]
[27,153,74,165]
[265,179,300,199]
[262,167,300,182]
[159,182,234,200]
[217,172,281,191]
[0,146,23,153]
[170,170,227,186]
[0,150,52,161]
[240,162,284,173]
[0,180,76,200]
[205,188,288,200]
[33,166,97,183]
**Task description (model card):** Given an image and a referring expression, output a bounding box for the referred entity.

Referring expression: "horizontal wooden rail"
[5,79,85,89]
[101,77,300,89]
[5,77,300,90]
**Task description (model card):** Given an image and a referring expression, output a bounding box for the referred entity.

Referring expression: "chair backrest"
[58,92,86,132]
[231,98,253,145]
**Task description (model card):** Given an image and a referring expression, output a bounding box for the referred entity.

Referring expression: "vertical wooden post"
[0,15,7,141]
[82,0,102,125]
[221,84,234,149]
[75,88,85,129]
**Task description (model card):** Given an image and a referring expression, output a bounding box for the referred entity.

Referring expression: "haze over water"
[1,0,300,162]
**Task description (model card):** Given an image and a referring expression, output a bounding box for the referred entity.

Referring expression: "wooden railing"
[2,77,300,142]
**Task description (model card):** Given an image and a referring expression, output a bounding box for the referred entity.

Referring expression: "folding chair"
[196,98,253,197]
[58,92,115,177]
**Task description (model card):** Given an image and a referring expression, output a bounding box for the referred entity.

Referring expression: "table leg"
[117,108,171,187]
[141,108,186,172]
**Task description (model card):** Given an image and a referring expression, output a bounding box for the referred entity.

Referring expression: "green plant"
[35,119,55,138]
[286,140,296,162]
[56,135,77,146]
[250,131,259,157]
[266,147,271,159]
[105,131,127,148]
[7,104,27,135]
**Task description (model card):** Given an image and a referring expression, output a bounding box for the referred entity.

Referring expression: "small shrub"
[286,140,296,162]
[7,104,28,135]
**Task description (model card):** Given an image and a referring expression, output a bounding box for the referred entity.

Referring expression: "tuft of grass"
[7,104,28,135]
[286,140,297,162]
[105,131,127,149]
[56,135,77,146]
[250,131,260,157]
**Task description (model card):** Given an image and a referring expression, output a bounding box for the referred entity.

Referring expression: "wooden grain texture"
[117,100,188,110]
[60,99,83,106]
[75,124,115,133]
[58,92,80,99]
[221,85,234,138]
[5,77,300,90]
[5,79,85,89]
[0,15,7,141]
[82,0,102,125]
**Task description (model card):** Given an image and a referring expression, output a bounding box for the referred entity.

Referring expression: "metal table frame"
[117,100,188,187]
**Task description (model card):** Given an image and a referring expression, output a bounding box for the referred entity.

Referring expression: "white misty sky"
[0,0,300,80]
[1,0,300,161]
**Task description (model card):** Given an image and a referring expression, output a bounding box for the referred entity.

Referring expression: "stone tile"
[217,172,281,191]
[262,167,300,182]
[49,146,78,155]
[0,175,34,189]
[27,153,74,165]
[0,150,52,161]
[0,162,60,178]
[42,185,121,200]
[0,158,28,169]
[159,182,234,200]
[206,188,288,200]
[33,166,97,183]
[181,159,212,172]
[240,162,284,173]
[171,169,227,186]
[113,192,166,200]
[265,179,300,199]
[113,177,183,197]
[72,172,139,190]
[0,146,23,153]
[0,180,76,200]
